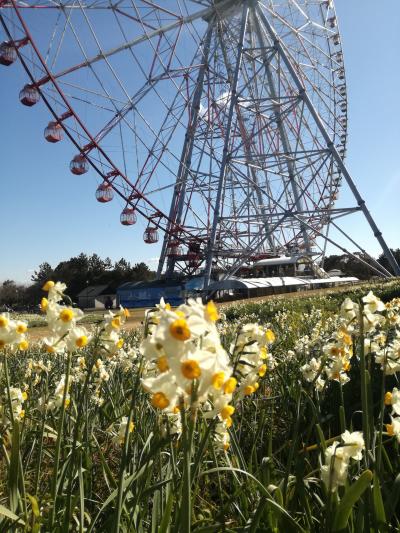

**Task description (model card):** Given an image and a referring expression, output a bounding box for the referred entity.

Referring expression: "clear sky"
[0,0,399,284]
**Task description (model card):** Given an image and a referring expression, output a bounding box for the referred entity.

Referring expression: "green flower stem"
[339,383,346,433]
[181,407,194,533]
[113,358,144,533]
[34,374,49,496]
[3,351,28,521]
[49,350,72,529]
[63,336,104,531]
[358,305,370,465]
[3,350,15,425]
[376,351,387,474]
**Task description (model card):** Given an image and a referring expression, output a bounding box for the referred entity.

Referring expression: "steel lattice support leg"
[156,23,214,279]
[251,8,312,255]
[256,4,400,277]
[203,1,250,289]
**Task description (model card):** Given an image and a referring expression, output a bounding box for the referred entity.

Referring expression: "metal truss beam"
[203,1,250,288]
[256,3,400,277]
[157,22,215,277]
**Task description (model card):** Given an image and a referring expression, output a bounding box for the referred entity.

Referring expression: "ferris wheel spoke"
[15,0,228,87]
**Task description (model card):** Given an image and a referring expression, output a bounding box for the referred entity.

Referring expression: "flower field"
[1,281,400,531]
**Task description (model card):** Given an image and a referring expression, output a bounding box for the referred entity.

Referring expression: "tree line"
[323,249,400,280]
[1,249,399,310]
[0,253,155,310]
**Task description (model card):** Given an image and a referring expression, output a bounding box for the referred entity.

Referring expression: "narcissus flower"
[170,318,191,341]
[321,430,365,491]
[386,417,400,442]
[116,416,134,444]
[321,442,348,491]
[384,387,400,415]
[205,301,219,322]
[362,291,386,314]
[340,298,359,322]
[65,326,91,352]
[341,430,365,461]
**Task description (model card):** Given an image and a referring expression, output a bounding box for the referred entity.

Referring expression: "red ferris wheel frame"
[0,0,201,250]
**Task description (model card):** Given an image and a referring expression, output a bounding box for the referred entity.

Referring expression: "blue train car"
[117,280,184,308]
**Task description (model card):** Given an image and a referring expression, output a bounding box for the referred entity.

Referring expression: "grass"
[0,280,400,531]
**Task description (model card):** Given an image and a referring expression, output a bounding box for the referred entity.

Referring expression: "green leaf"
[202,467,305,533]
[27,494,40,518]
[0,504,25,526]
[372,473,386,526]
[87,461,153,533]
[8,421,20,513]
[385,473,400,521]
[332,470,373,531]
[246,497,267,533]
[158,488,174,533]
[315,424,327,454]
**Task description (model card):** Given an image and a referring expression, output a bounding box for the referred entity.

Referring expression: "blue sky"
[0,0,399,284]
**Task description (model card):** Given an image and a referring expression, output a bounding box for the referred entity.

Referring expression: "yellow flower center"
[165,303,171,311]
[22,392,28,401]
[385,392,393,406]
[123,308,130,318]
[19,340,29,351]
[170,319,190,341]
[19,410,25,420]
[206,301,219,322]
[0,316,8,328]
[42,280,55,291]
[343,361,351,372]
[223,377,237,394]
[60,309,74,323]
[172,405,180,414]
[46,345,56,354]
[260,346,268,359]
[343,334,352,346]
[330,346,339,357]
[151,392,170,410]
[129,421,134,433]
[76,335,88,348]
[223,442,230,450]
[181,359,201,380]
[40,297,49,312]
[221,405,235,420]
[16,324,27,334]
[265,329,275,343]
[386,423,394,436]
[156,356,169,373]
[244,385,255,396]
[65,398,70,409]
[117,339,124,349]
[225,417,233,428]
[211,372,225,389]
[111,317,121,329]
[258,364,267,377]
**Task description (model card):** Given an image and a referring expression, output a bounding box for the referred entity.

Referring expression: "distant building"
[117,279,184,308]
[77,285,117,309]
[326,268,346,277]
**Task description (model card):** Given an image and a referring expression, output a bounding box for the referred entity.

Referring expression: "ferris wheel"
[1,0,399,284]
